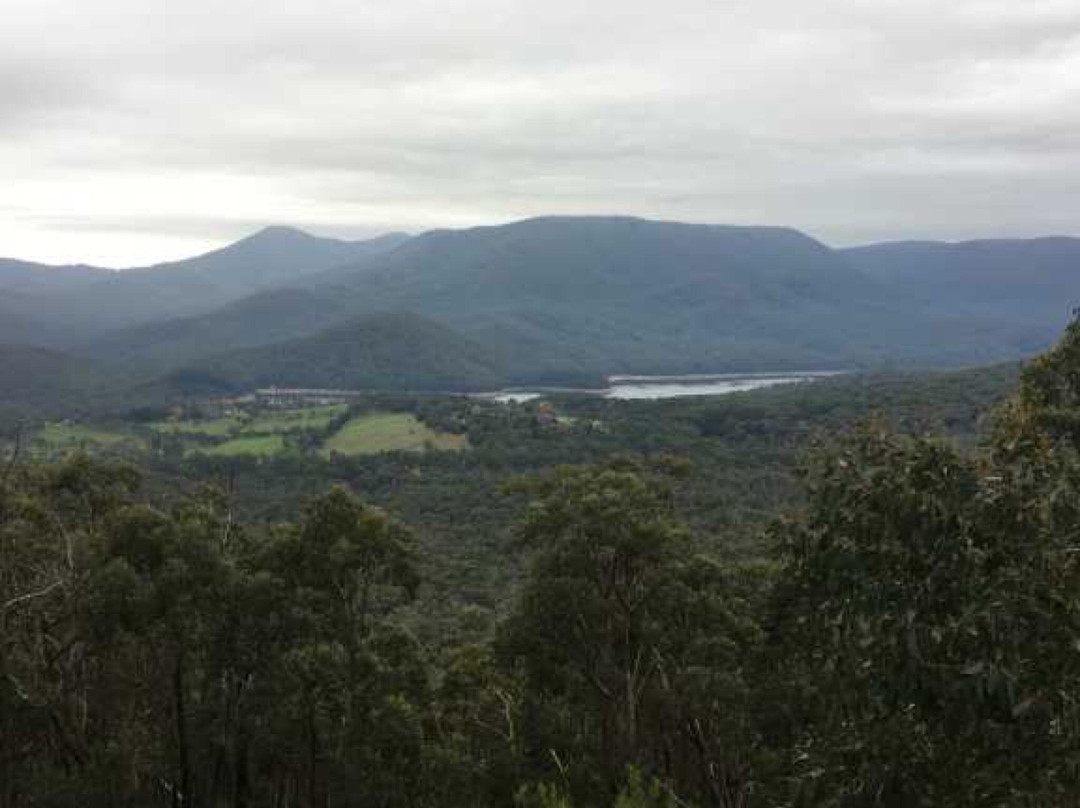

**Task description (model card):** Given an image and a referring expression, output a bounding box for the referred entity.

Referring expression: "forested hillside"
[0,345,127,417]
[183,312,514,393]
[143,216,1059,379]
[0,258,110,293]
[3,216,1076,409]
[9,323,1078,805]
[842,236,1080,330]
[0,228,409,341]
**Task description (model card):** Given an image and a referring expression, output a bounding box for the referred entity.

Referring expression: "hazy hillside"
[129,227,410,296]
[11,227,411,339]
[89,217,881,381]
[85,288,353,369]
[5,217,1078,400]
[842,237,1080,330]
[0,258,112,292]
[177,312,511,393]
[0,344,124,415]
[0,295,85,346]
[308,216,1051,373]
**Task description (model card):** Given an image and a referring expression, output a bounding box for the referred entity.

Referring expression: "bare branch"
[1,578,64,613]
[45,509,75,572]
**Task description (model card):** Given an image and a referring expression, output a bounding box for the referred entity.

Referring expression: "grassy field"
[320,413,468,457]
[151,415,243,436]
[196,435,288,457]
[33,408,464,461]
[243,404,347,434]
[152,405,346,439]
[34,422,146,458]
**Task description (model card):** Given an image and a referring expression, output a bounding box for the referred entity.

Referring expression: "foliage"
[502,459,762,807]
[766,317,1080,806]
[14,321,1080,807]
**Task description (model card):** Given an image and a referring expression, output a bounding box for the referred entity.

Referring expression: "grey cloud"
[23,212,394,243]
[2,0,1080,263]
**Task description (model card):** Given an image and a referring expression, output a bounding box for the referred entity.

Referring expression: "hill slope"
[841,237,1080,333]
[0,258,112,293]
[177,312,511,393]
[309,216,1047,373]
[15,227,411,339]
[85,288,353,369]
[10,218,1079,398]
[92,216,1068,392]
[0,344,125,415]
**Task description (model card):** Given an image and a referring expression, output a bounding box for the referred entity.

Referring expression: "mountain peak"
[240,225,322,245]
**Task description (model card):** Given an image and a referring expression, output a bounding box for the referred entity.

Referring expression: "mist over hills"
[0,344,127,417]
[301,216,1058,374]
[0,258,112,293]
[3,227,409,340]
[2,215,1078,409]
[180,312,512,393]
[841,237,1080,330]
[84,288,353,370]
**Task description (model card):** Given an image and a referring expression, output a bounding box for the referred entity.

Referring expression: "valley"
[7,3,1079,801]
[2,215,1076,430]
[0,214,1071,808]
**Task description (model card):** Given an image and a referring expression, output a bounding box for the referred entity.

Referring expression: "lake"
[485,371,842,402]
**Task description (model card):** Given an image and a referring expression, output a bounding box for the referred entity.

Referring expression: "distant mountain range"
[0,345,126,418]
[0,258,111,293]
[185,312,512,394]
[1,216,1077,412]
[0,226,409,339]
[840,237,1080,327]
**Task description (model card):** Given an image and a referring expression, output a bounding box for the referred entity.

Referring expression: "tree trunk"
[233,729,249,808]
[174,654,193,808]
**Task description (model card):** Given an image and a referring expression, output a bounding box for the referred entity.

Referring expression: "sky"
[2,0,1080,266]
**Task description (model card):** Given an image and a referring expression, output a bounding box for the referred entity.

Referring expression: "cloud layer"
[3,0,1079,264]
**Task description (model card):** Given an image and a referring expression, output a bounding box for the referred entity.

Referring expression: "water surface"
[487,371,842,403]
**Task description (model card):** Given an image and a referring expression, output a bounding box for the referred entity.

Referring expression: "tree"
[257,485,423,808]
[502,459,760,808]
[770,417,1080,806]
[0,454,140,808]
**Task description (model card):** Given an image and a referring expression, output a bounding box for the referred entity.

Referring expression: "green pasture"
[243,404,346,434]
[320,412,467,457]
[195,434,288,458]
[34,422,145,458]
[151,415,242,436]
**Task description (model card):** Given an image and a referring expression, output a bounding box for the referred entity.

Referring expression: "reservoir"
[487,371,842,403]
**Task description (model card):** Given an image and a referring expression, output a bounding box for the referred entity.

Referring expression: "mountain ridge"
[4,227,412,341]
[178,311,512,394]
[3,216,1079,410]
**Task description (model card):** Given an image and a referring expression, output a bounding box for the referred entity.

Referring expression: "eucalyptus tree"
[771,414,1080,805]
[503,459,762,808]
[0,455,141,807]
[256,485,423,808]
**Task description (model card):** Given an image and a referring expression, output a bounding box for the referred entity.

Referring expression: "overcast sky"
[2,0,1079,266]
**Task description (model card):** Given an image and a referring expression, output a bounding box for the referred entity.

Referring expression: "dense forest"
[5,318,1078,807]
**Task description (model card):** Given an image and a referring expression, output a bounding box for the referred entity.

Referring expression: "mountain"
[841,237,1080,332]
[8,216,1079,405]
[128,227,410,297]
[0,344,124,415]
[85,288,353,370]
[0,297,64,345]
[175,312,511,394]
[13,227,411,339]
[95,216,884,380]
[306,216,1047,373]
[0,258,112,293]
[87,216,1068,393]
